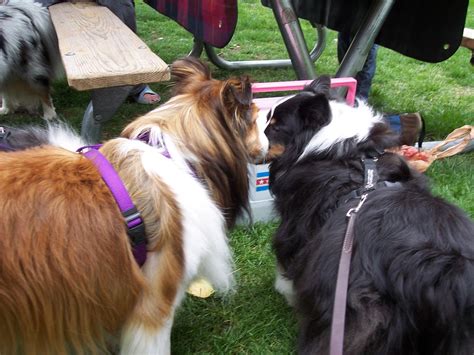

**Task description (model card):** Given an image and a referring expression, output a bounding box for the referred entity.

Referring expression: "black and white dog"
[0,0,62,120]
[265,76,474,354]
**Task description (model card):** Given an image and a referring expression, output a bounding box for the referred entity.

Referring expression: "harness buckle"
[346,193,368,217]
[127,222,147,247]
[122,207,147,247]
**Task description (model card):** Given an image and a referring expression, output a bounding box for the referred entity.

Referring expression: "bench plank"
[49,2,170,91]
[461,28,474,50]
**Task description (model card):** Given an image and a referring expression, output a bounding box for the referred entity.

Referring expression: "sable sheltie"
[0,57,268,354]
[0,0,62,120]
[265,76,474,354]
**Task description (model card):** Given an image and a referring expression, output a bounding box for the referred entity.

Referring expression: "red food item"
[388,126,472,173]
[398,145,430,162]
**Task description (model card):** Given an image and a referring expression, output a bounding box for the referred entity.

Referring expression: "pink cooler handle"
[251,78,357,106]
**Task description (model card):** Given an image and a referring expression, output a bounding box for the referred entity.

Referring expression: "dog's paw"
[0,106,10,115]
[42,109,57,121]
[275,270,296,307]
[43,113,57,121]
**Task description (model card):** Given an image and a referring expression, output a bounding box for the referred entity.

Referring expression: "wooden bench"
[49,0,170,141]
[461,28,474,65]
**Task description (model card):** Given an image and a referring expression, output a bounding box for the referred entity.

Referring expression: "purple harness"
[77,145,147,267]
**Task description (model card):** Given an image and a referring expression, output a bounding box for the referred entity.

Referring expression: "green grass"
[2,1,473,353]
[172,222,298,354]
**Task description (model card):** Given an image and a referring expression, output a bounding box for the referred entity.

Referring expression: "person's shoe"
[132,85,161,105]
[399,112,425,148]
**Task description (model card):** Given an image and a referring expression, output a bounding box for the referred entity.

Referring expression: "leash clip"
[346,193,368,217]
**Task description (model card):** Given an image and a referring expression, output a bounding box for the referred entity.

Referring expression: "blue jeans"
[337,31,378,102]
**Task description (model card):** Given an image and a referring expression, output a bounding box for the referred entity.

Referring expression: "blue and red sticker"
[256,171,270,192]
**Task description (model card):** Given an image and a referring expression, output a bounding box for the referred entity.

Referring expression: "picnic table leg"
[269,0,316,79]
[81,86,133,143]
[335,0,395,84]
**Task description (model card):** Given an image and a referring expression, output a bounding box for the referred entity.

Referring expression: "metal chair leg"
[189,38,203,58]
[203,24,326,72]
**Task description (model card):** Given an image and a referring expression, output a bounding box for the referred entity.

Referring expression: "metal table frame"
[200,0,395,82]
[193,24,326,79]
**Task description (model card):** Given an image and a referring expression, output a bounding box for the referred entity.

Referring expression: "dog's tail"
[45,121,89,151]
[0,121,86,152]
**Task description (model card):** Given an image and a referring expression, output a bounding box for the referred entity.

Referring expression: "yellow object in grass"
[186,278,215,298]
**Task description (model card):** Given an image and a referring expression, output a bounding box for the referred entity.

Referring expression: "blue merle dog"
[0,0,62,120]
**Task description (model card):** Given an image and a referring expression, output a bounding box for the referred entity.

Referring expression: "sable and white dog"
[0,58,268,354]
[0,0,62,120]
[265,76,474,354]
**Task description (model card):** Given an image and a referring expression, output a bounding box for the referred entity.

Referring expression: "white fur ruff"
[301,100,384,158]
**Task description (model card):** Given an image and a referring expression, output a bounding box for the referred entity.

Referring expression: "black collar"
[339,156,401,206]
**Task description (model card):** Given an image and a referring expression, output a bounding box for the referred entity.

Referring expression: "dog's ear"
[222,76,253,118]
[298,93,332,130]
[305,75,331,96]
[171,57,212,94]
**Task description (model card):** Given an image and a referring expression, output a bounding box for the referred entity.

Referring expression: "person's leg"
[96,0,160,104]
[355,44,378,101]
[337,31,351,63]
[96,0,137,32]
[337,31,378,101]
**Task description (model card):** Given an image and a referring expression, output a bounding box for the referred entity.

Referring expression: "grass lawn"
[2,0,473,353]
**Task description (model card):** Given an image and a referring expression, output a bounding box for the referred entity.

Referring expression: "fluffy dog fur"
[0,0,62,120]
[265,76,474,354]
[0,122,79,151]
[0,57,268,354]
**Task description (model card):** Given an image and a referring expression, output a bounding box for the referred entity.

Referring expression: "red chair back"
[144,0,238,48]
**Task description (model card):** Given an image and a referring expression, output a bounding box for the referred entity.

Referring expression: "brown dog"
[0,58,268,354]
